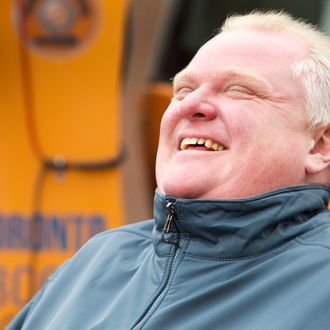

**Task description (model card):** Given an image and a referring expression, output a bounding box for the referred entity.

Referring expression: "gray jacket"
[7,185,330,329]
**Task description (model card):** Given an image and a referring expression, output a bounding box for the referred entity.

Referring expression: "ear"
[305,123,330,175]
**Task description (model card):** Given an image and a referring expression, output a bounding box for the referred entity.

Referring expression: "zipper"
[131,201,183,330]
[161,202,180,247]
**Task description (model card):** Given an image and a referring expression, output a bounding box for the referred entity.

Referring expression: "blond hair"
[220,11,330,127]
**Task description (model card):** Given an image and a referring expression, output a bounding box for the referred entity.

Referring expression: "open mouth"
[180,137,226,151]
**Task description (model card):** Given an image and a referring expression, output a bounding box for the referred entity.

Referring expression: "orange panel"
[143,83,172,188]
[0,0,128,326]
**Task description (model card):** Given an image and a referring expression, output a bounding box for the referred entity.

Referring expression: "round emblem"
[13,0,101,59]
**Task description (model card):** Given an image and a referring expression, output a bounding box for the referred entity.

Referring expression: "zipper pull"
[161,202,180,247]
[163,202,175,233]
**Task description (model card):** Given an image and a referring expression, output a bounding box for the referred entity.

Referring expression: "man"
[7,11,330,330]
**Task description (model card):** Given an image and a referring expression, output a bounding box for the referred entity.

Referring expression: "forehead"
[193,29,307,67]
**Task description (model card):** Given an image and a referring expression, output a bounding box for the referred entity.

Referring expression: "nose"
[178,87,217,121]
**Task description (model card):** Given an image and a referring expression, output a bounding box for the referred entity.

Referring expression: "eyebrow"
[173,67,273,94]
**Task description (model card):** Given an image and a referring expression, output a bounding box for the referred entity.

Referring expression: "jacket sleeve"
[5,261,69,330]
[5,293,42,330]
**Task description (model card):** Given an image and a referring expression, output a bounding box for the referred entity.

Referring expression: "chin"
[163,187,197,199]
[160,178,206,199]
[157,165,224,199]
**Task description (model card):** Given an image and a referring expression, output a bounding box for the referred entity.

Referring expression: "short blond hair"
[220,11,330,127]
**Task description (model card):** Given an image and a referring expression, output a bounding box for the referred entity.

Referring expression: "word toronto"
[0,213,106,251]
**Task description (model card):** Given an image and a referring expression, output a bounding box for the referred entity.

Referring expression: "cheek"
[158,104,181,152]
[226,114,259,149]
[230,109,290,149]
[156,106,178,171]
[160,102,180,131]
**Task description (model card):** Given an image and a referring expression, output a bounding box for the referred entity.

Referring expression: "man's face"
[156,29,314,199]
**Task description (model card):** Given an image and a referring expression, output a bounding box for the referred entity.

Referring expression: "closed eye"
[173,87,194,100]
[225,85,255,96]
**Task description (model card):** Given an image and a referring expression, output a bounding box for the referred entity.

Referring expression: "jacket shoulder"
[93,219,154,241]
[75,219,154,256]
[5,220,155,329]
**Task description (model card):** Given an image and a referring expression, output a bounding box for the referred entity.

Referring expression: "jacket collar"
[153,185,330,259]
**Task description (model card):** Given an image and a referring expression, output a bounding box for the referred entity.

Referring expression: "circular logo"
[13,0,101,59]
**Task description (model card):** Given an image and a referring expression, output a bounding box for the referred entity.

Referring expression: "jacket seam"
[294,238,330,250]
[182,239,295,261]
[293,223,330,250]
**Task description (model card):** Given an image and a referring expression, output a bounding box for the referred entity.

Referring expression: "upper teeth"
[180,137,225,151]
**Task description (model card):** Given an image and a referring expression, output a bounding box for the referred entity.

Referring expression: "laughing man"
[7,11,330,330]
